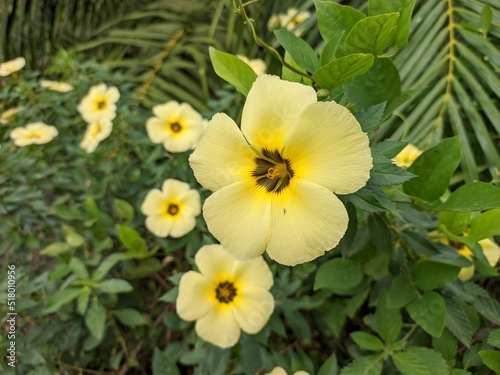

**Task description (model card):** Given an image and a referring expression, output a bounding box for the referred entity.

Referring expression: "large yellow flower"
[189,75,372,266]
[237,55,267,76]
[40,80,74,92]
[454,239,500,281]
[77,84,120,123]
[392,144,422,168]
[10,122,58,147]
[0,57,26,76]
[140,179,201,238]
[79,120,113,153]
[145,101,205,153]
[176,244,274,348]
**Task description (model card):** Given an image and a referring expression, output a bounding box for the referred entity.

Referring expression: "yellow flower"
[176,244,274,348]
[392,144,422,168]
[267,14,282,31]
[140,179,201,238]
[237,55,267,76]
[77,84,120,123]
[79,120,113,153]
[267,367,310,375]
[455,239,500,281]
[281,8,311,35]
[0,57,26,76]
[145,101,205,153]
[40,80,74,92]
[0,107,23,124]
[10,122,58,147]
[189,75,372,266]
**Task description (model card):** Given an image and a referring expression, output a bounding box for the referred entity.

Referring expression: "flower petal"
[241,75,317,151]
[194,244,237,283]
[189,113,255,192]
[140,189,165,216]
[153,101,180,119]
[284,101,372,194]
[267,181,348,266]
[233,288,274,334]
[161,179,191,196]
[195,305,241,348]
[144,215,173,238]
[233,256,274,291]
[176,271,215,321]
[203,182,272,261]
[458,265,475,281]
[480,239,500,267]
[146,118,168,144]
[170,215,196,238]
[179,189,201,216]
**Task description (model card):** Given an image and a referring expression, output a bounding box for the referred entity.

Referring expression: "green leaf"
[345,13,400,55]
[432,329,458,366]
[480,5,493,35]
[318,354,339,375]
[77,288,91,315]
[468,208,500,241]
[314,258,364,294]
[44,287,82,313]
[117,225,147,253]
[412,261,460,291]
[314,0,365,42]
[368,0,416,48]
[283,51,308,83]
[321,32,344,65]
[488,329,500,349]
[368,214,393,255]
[69,257,89,280]
[274,29,320,72]
[97,279,133,294]
[209,47,257,96]
[437,182,500,212]
[85,300,107,341]
[370,149,416,186]
[314,53,374,90]
[387,274,417,308]
[340,354,383,375]
[40,242,73,257]
[113,308,147,327]
[479,351,500,374]
[438,211,471,236]
[284,309,312,344]
[376,292,402,343]
[354,103,386,133]
[92,253,127,281]
[159,286,178,303]
[351,332,384,351]
[393,347,449,375]
[113,198,135,223]
[406,292,445,337]
[403,137,461,201]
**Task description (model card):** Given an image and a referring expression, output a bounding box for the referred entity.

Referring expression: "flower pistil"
[215,281,238,303]
[252,148,294,193]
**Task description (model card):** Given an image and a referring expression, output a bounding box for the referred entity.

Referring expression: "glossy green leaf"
[438,211,471,236]
[488,329,500,349]
[114,308,147,327]
[69,257,89,280]
[44,287,82,313]
[345,13,399,55]
[85,300,107,341]
[314,258,364,294]
[479,351,500,374]
[321,32,344,65]
[403,137,461,201]
[318,354,339,375]
[370,149,416,186]
[40,242,73,257]
[313,53,374,90]
[275,29,320,72]
[209,47,257,96]
[437,182,500,212]
[469,209,500,241]
[351,332,384,351]
[407,292,445,337]
[314,0,365,42]
[376,292,402,342]
[117,225,147,253]
[340,354,383,375]
[387,274,417,308]
[77,288,91,315]
[432,329,458,366]
[92,253,127,281]
[368,214,393,255]
[393,347,449,375]
[113,198,135,223]
[152,348,180,375]
[97,278,133,294]
[354,103,386,133]
[412,261,460,291]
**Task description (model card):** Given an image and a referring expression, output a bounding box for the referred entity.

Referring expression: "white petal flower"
[40,80,74,92]
[10,122,58,147]
[79,120,113,153]
[0,57,26,76]
[0,107,23,124]
[77,84,120,123]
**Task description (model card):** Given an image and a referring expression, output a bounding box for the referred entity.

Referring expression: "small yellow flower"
[176,244,274,348]
[237,55,267,76]
[281,8,311,36]
[77,84,120,123]
[145,101,205,153]
[0,107,23,124]
[267,14,282,31]
[190,75,372,266]
[267,367,310,375]
[0,57,26,76]
[392,144,422,168]
[79,120,113,153]
[454,239,500,281]
[10,122,58,147]
[40,80,74,92]
[141,179,201,238]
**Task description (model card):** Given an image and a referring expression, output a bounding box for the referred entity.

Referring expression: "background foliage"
[0,0,499,374]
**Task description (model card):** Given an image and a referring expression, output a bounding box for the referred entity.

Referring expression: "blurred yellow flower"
[79,120,113,153]
[77,84,120,123]
[141,179,201,238]
[176,244,274,348]
[267,367,310,375]
[10,122,58,147]
[145,101,205,153]
[237,55,267,76]
[281,8,311,35]
[0,57,26,76]
[267,14,281,31]
[40,80,74,92]
[453,239,500,281]
[190,75,372,266]
[0,107,23,124]
[392,144,422,168]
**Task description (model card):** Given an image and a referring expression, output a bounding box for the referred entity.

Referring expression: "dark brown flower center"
[215,281,237,303]
[96,100,106,110]
[170,122,182,133]
[252,148,294,194]
[167,203,179,216]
